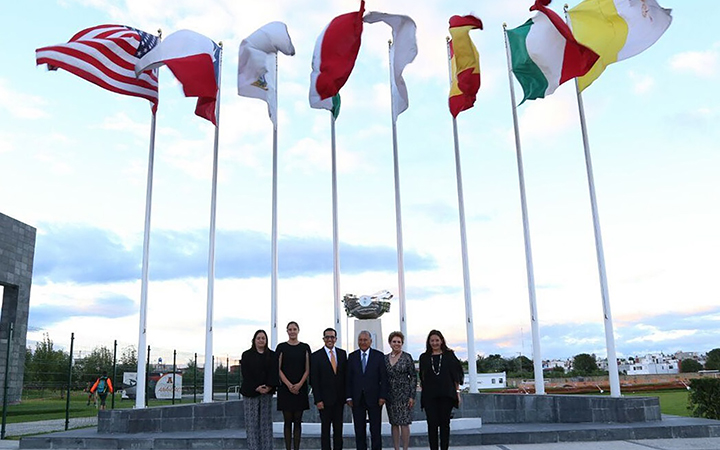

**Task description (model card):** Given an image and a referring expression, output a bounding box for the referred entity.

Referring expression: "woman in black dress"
[241,329,278,450]
[419,329,464,450]
[276,321,311,450]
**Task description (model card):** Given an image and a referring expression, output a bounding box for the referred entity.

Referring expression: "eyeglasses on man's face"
[323,335,337,340]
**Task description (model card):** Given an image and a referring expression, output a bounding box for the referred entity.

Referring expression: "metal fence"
[1,331,242,438]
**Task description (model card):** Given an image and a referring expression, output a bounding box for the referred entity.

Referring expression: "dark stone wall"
[98,392,661,434]
[0,212,36,405]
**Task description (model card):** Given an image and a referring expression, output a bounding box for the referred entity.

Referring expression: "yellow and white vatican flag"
[568,0,672,91]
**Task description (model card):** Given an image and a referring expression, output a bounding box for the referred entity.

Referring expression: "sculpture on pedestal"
[343,290,393,352]
[342,290,392,320]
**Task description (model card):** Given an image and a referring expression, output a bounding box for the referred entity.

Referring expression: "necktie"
[361,352,367,373]
[330,350,337,374]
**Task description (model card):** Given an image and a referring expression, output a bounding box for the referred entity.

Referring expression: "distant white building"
[597,358,608,371]
[542,359,569,371]
[618,353,679,375]
[674,351,706,367]
[674,351,701,361]
[464,372,507,391]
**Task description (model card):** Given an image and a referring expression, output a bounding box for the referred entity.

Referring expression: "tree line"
[680,349,720,373]
[472,353,605,378]
[22,333,720,394]
[472,349,720,378]
[23,333,139,395]
[22,333,237,397]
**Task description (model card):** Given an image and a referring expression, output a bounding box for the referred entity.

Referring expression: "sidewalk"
[4,437,720,449]
[0,440,17,449]
[455,440,720,449]
[2,416,96,437]
[5,415,720,449]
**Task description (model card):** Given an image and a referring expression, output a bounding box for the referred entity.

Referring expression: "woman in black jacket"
[241,329,279,450]
[418,329,464,450]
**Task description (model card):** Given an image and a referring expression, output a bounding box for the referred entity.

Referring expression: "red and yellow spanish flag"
[448,15,483,117]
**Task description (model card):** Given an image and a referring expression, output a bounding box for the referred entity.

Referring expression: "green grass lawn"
[622,389,691,416]
[564,388,691,417]
[3,391,187,423]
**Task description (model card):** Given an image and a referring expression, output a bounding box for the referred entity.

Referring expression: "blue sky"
[1,0,718,366]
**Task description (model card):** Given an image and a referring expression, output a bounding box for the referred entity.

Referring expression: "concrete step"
[18,415,720,449]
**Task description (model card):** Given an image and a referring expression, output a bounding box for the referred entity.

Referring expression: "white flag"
[363,12,418,121]
[237,22,295,126]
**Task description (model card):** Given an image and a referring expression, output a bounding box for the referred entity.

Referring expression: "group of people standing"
[240,323,464,450]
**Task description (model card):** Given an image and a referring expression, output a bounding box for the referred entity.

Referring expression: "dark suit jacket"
[346,347,389,405]
[310,346,347,407]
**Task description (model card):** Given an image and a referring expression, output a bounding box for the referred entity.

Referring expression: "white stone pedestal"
[351,318,384,353]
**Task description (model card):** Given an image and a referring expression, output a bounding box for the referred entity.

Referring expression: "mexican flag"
[309,1,365,118]
[506,1,599,103]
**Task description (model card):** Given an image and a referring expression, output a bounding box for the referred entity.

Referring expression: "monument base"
[272,417,482,435]
[95,393,663,435]
[352,318,383,352]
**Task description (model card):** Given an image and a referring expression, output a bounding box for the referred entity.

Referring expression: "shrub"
[680,359,703,373]
[688,378,720,420]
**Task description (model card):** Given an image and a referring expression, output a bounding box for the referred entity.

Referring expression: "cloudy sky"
[1,0,718,368]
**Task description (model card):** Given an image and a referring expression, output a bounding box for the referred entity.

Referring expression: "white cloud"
[95,112,154,138]
[0,79,49,119]
[628,71,655,95]
[32,133,78,174]
[670,46,720,78]
[284,137,369,174]
[0,132,15,154]
[625,326,697,344]
[156,136,216,180]
[514,87,577,144]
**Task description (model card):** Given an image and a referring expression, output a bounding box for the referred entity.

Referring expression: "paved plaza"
[5,415,720,449]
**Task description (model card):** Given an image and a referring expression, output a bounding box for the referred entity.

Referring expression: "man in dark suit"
[346,330,389,450]
[311,327,347,450]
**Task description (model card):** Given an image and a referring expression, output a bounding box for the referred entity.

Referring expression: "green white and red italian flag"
[506,0,599,103]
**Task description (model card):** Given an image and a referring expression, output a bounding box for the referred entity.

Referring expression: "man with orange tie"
[311,328,348,450]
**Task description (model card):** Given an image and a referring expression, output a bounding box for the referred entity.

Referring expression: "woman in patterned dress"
[384,331,417,450]
[241,329,279,450]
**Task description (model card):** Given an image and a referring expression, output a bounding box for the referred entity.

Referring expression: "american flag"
[36,24,159,112]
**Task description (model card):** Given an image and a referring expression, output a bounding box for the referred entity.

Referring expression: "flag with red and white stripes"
[36,24,159,112]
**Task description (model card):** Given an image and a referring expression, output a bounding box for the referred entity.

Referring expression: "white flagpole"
[135,29,161,409]
[564,5,621,398]
[204,43,224,403]
[330,112,343,349]
[502,24,545,395]
[387,40,408,342]
[574,79,621,397]
[135,95,158,410]
[270,53,279,349]
[446,38,477,390]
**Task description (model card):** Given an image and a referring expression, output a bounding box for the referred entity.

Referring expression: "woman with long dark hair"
[418,329,463,450]
[276,321,311,450]
[241,329,279,450]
